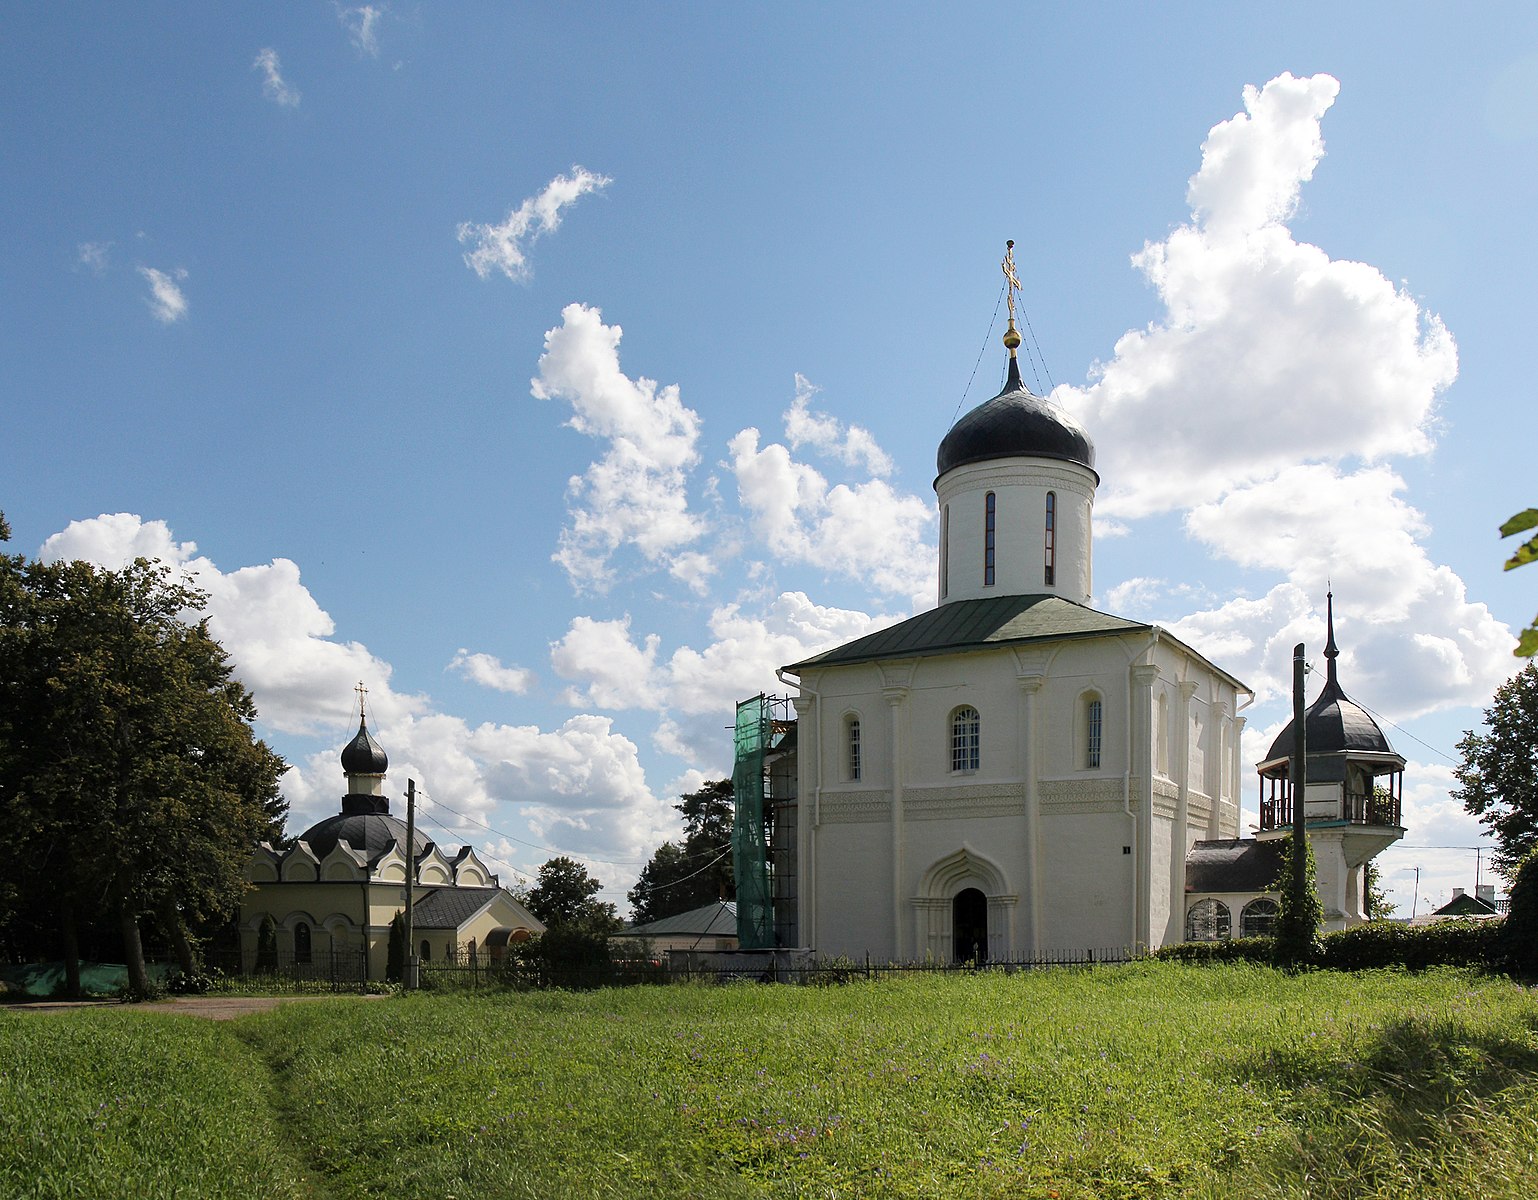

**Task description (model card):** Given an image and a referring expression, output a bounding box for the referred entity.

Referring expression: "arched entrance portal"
[953,888,988,963]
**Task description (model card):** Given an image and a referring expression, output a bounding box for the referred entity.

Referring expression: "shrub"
[1318,918,1502,971]
[1154,937,1274,964]
[1500,845,1538,977]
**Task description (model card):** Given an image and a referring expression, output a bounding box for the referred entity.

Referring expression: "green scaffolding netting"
[732,695,774,949]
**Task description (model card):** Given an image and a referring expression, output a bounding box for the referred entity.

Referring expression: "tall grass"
[4,964,1537,1198]
[0,1009,322,1199]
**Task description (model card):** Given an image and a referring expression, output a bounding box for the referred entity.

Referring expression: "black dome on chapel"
[340,716,388,775]
[936,357,1097,481]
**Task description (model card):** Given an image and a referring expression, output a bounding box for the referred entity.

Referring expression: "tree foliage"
[1502,508,1538,657]
[0,521,286,993]
[1272,832,1323,965]
[627,779,734,924]
[1452,662,1538,877]
[1501,844,1538,978]
[525,856,621,934]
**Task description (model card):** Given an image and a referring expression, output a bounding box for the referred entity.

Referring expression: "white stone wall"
[796,632,1243,959]
[936,458,1096,605]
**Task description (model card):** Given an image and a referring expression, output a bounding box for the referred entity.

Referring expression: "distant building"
[611,901,740,955]
[240,704,542,978]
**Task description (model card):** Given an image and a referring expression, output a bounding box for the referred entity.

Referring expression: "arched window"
[940,504,949,600]
[293,921,312,965]
[951,706,980,773]
[845,716,862,781]
[1084,695,1103,770]
[420,939,431,962]
[1044,491,1056,586]
[983,492,996,586]
[1186,899,1231,942]
[1241,898,1279,938]
[467,938,478,965]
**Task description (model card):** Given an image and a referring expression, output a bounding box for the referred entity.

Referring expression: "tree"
[0,531,287,995]
[1501,845,1538,978]
[1272,832,1323,966]
[627,779,734,924]
[1452,663,1538,877]
[1501,508,1538,657]
[525,856,621,934]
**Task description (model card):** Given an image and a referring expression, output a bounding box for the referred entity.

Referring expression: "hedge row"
[1154,918,1505,971]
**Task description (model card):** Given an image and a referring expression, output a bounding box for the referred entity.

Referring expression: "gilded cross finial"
[355,680,369,722]
[1001,240,1022,357]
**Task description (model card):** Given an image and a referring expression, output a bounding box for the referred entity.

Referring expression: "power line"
[1349,696,1458,766]
[412,786,648,869]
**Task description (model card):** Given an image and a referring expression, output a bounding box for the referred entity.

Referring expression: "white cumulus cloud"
[449,649,535,694]
[784,374,893,476]
[532,303,706,591]
[458,167,610,283]
[138,266,188,323]
[1061,72,1456,519]
[253,48,300,107]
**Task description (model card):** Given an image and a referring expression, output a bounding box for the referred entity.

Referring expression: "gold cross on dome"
[1001,239,1021,323]
[355,680,369,720]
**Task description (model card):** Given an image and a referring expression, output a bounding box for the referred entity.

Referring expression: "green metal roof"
[618,901,737,939]
[784,594,1151,672]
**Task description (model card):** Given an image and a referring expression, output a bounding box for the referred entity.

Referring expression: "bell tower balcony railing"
[1258,778,1402,832]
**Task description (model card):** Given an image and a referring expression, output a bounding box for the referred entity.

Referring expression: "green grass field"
[3,964,1537,1199]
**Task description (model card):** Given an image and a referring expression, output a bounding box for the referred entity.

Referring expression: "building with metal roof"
[240,705,542,979]
[733,246,1405,960]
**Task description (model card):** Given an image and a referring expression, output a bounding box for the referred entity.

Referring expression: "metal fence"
[413,946,1140,993]
[207,947,369,993]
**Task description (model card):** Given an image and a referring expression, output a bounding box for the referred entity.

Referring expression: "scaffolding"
[732,694,798,950]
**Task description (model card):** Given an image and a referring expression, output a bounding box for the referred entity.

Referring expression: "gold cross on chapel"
[355,680,369,720]
[1001,240,1023,356]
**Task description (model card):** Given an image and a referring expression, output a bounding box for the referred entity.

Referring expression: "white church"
[741,255,1406,961]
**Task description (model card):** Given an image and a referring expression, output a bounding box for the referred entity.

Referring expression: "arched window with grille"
[845,715,862,782]
[1044,491,1056,586]
[294,921,312,965]
[1186,898,1231,942]
[951,706,980,773]
[1084,693,1103,770]
[420,939,431,962]
[983,493,996,586]
[1241,898,1279,938]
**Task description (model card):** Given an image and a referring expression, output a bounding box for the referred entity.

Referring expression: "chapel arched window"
[846,716,862,781]
[983,493,996,586]
[420,939,431,962]
[294,921,312,965]
[1186,898,1230,942]
[1044,491,1056,586]
[1084,695,1103,770]
[1240,898,1279,938]
[951,706,980,773]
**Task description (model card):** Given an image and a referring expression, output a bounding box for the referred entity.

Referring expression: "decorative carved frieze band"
[819,791,891,823]
[904,784,1024,820]
[1038,779,1124,813]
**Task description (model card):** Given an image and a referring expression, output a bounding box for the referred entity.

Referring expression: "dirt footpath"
[8,994,383,1020]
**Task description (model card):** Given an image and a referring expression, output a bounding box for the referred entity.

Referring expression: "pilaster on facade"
[792,691,818,952]
[1015,668,1045,957]
[1129,662,1160,948]
[881,680,910,960]
[1171,679,1199,945]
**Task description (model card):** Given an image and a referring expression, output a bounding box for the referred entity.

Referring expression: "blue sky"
[5,4,1535,917]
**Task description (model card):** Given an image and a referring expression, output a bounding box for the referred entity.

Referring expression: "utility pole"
[405,777,417,991]
[1411,866,1421,920]
[1291,642,1306,845]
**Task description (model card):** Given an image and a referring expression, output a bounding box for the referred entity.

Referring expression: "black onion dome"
[936,357,1097,480]
[1264,677,1395,763]
[296,811,428,862]
[340,717,388,775]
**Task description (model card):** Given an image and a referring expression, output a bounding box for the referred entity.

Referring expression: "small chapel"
[731,245,1406,960]
[240,693,543,979]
